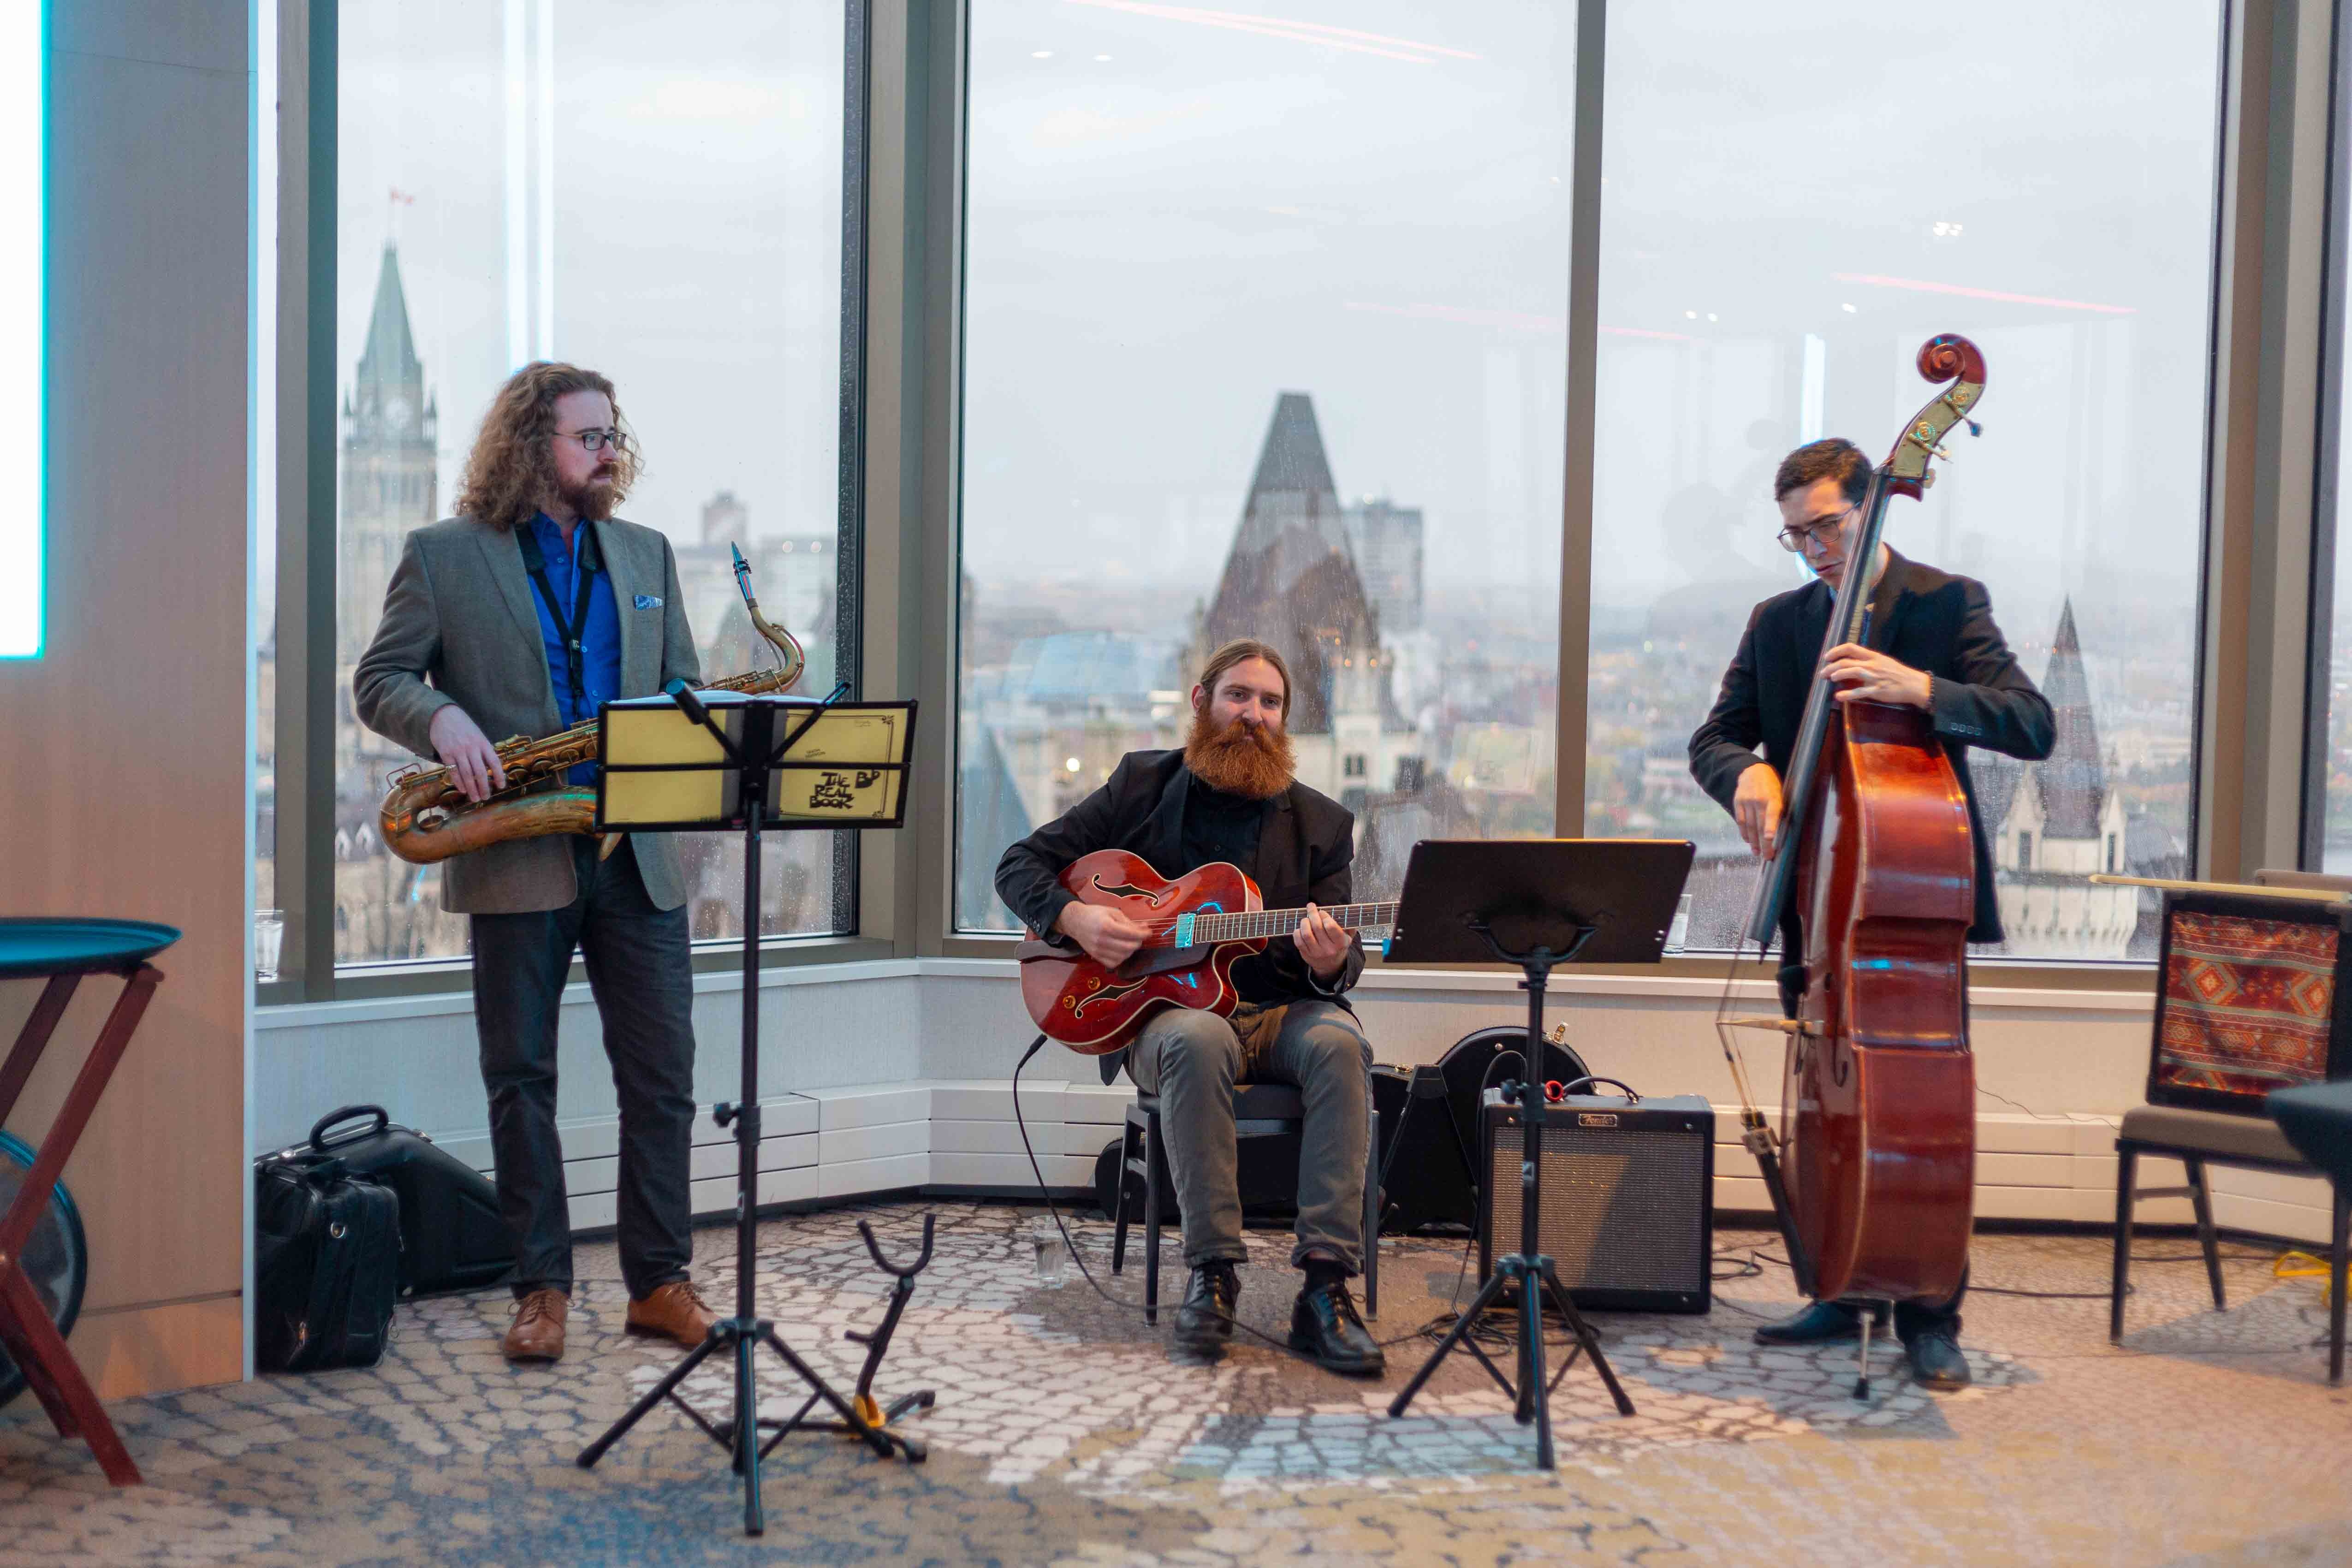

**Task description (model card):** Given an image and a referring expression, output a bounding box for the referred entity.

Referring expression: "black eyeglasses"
[1776,506,1855,554]
[557,427,630,454]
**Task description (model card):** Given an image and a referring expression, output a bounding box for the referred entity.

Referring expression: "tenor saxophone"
[379,543,807,865]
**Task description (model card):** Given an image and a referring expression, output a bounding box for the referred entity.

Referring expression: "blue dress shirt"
[522,511,622,786]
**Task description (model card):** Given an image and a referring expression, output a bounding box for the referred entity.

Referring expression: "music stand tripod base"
[1378,838,1693,1470]
[575,686,926,1533]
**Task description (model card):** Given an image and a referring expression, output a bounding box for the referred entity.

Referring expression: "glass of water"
[254,909,285,982]
[1666,892,1694,955]
[1031,1220,1070,1288]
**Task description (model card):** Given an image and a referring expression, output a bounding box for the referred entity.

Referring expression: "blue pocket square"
[634,594,663,609]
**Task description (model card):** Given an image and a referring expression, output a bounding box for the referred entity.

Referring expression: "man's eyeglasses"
[557,427,630,454]
[1776,506,1855,554]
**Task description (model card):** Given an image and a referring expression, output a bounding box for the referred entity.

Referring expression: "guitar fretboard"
[1167,901,1400,948]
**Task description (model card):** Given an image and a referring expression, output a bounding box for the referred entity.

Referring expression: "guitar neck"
[1174,901,1400,947]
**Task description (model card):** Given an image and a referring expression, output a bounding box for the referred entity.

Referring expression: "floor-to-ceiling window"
[315,1,854,969]
[955,1,1576,929]
[1586,1,2223,959]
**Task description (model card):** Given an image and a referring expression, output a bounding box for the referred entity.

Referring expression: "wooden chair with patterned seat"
[2110,876,2352,1381]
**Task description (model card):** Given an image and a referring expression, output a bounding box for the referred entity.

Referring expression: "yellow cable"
[2274,1250,2335,1304]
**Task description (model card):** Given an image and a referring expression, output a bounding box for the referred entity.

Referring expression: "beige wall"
[0,3,251,1397]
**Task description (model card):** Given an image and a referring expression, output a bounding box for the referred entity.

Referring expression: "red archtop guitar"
[1018,849,1398,1054]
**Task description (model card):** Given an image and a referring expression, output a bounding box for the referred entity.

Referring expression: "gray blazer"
[353,515,702,915]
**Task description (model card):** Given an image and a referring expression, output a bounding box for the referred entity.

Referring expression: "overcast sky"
[337,0,844,550]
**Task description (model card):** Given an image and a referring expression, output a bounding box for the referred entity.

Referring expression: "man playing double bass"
[1688,436,2055,1390]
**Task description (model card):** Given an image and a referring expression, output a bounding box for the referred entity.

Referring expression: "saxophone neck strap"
[515,517,601,711]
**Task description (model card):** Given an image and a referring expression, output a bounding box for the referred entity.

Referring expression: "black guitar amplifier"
[1480,1091,1714,1314]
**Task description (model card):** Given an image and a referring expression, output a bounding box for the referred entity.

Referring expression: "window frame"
[261,0,2342,1000]
[2304,0,2352,869]
[928,0,2257,989]
[263,0,882,1004]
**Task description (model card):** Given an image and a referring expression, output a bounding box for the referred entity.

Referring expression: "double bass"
[1718,335,1987,1321]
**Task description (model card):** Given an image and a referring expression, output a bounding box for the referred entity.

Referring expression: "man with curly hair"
[356,362,715,1364]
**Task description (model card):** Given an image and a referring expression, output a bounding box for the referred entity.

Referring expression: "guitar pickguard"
[1089,875,1170,905]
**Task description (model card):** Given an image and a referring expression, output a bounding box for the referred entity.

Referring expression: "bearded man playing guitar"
[995,639,1384,1375]
[1689,436,2055,1390]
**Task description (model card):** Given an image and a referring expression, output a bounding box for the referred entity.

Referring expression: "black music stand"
[1383,838,1694,1470]
[573,683,922,1534]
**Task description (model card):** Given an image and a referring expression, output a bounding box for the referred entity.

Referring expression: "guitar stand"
[760,1218,938,1461]
[574,1212,937,1531]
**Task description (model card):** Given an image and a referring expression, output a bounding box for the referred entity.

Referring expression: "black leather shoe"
[1904,1328,1972,1390]
[1752,1300,1884,1346]
[1172,1263,1241,1355]
[1289,1278,1384,1376]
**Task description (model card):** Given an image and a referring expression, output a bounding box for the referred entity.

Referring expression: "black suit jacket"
[1687,551,2055,944]
[994,748,1366,1080]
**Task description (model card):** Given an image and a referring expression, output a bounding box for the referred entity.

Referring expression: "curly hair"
[454,361,642,530]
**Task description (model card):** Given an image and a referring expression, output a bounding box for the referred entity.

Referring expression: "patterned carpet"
[2,1202,2348,1567]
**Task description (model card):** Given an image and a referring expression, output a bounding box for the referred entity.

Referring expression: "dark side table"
[0,917,181,1485]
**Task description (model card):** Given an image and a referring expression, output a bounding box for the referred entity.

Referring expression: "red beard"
[1183,706,1295,800]
[554,466,621,523]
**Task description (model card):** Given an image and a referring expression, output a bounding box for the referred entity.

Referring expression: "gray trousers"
[469,836,698,1301]
[1127,999,1374,1274]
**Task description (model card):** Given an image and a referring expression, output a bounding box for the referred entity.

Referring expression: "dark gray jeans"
[469,837,697,1301]
[1127,999,1374,1274]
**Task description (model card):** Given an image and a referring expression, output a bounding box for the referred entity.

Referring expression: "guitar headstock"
[1883,334,1987,501]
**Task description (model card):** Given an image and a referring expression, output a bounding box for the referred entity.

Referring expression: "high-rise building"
[339,241,439,668]
[1343,496,1424,635]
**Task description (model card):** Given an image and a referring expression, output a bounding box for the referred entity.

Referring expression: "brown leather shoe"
[627,1279,719,1348]
[502,1287,568,1362]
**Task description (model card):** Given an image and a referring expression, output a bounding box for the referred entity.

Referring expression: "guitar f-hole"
[1089,875,1169,905]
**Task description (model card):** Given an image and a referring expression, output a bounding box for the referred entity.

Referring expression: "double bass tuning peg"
[1965,418,1984,437]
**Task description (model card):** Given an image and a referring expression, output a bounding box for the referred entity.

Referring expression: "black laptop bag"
[252,1151,400,1372]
